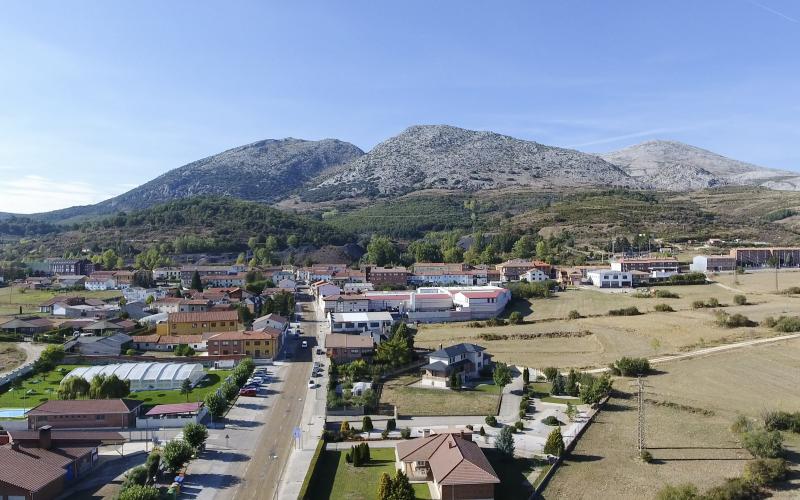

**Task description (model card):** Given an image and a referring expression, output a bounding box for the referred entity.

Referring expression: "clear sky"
[1,0,799,213]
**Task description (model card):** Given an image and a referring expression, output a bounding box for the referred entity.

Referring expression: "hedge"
[299,438,326,500]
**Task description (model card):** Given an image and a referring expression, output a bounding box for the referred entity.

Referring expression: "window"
[211,322,217,327]
[245,341,250,346]
[222,341,229,346]
[202,323,208,328]
[96,415,105,420]
[254,341,261,346]
[192,323,198,328]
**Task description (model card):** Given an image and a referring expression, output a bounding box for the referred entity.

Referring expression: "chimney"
[38,425,52,450]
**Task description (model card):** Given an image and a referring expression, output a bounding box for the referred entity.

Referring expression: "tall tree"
[377,472,393,500]
[366,235,399,266]
[543,427,565,457]
[180,379,193,402]
[495,425,515,458]
[493,362,512,389]
[191,270,203,292]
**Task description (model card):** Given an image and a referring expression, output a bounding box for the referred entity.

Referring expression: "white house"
[409,271,472,286]
[587,269,633,288]
[522,268,549,282]
[252,313,289,333]
[451,287,511,319]
[328,311,395,336]
[343,282,374,294]
[421,343,491,388]
[322,294,370,313]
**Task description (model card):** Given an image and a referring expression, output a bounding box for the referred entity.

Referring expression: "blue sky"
[1,0,799,213]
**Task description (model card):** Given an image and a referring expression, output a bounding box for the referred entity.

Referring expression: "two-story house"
[420,343,491,388]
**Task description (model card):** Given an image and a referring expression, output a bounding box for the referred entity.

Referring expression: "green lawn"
[0,364,232,410]
[380,375,502,416]
[308,448,432,499]
[529,382,581,405]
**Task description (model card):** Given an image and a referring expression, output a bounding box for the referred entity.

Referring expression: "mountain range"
[22,125,800,222]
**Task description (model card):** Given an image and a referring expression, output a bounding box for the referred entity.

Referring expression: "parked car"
[301,340,308,348]
[308,380,315,389]
[239,387,257,396]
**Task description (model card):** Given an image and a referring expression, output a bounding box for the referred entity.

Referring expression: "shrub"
[762,316,777,328]
[655,483,700,500]
[743,458,788,486]
[386,418,396,431]
[608,306,641,316]
[479,426,486,436]
[691,300,706,309]
[714,311,756,328]
[542,415,563,426]
[543,366,559,381]
[706,297,720,308]
[362,416,374,433]
[514,420,524,431]
[485,415,497,427]
[782,286,800,295]
[741,429,783,458]
[733,294,747,305]
[126,348,137,356]
[182,423,208,450]
[381,429,389,439]
[519,409,526,419]
[762,410,800,433]
[703,478,762,500]
[731,415,753,435]
[345,450,353,463]
[543,427,564,456]
[162,439,194,473]
[567,309,581,320]
[772,315,800,332]
[654,303,674,312]
[655,290,679,299]
[121,465,148,489]
[508,311,523,325]
[485,317,507,327]
[400,427,411,439]
[613,357,651,376]
[639,450,653,463]
[118,485,161,500]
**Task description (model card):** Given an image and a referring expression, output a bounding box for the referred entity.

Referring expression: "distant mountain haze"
[20,125,800,222]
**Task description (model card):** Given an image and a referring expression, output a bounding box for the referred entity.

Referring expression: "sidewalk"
[275,296,329,499]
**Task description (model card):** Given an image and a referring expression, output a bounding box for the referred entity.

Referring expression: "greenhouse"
[66,362,206,392]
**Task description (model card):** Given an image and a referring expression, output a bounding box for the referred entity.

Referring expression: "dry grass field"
[415,276,800,370]
[378,374,501,416]
[543,338,800,500]
[0,344,26,373]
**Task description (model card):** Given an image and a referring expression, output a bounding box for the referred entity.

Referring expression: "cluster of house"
[0,396,210,499]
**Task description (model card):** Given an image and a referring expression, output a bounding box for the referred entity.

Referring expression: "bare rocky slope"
[601,140,799,191]
[35,138,364,222]
[304,125,640,201]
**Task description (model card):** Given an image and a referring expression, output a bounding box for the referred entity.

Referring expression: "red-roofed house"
[207,328,282,358]
[452,288,511,318]
[395,432,500,499]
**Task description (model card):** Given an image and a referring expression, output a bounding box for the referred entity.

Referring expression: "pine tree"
[339,420,350,437]
[495,425,515,458]
[191,270,203,292]
[362,416,374,433]
[392,470,415,500]
[543,427,565,457]
[522,367,530,386]
[377,472,393,500]
[551,372,566,396]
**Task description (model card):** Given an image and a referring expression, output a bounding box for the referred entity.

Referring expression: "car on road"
[301,340,308,348]
[239,387,257,396]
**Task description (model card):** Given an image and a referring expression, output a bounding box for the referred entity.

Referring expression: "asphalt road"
[232,297,317,500]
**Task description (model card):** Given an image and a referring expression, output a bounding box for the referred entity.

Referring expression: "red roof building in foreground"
[395,432,499,499]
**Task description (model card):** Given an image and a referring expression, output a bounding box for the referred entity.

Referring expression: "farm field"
[0,286,122,316]
[714,268,800,294]
[543,337,800,500]
[416,280,800,370]
[379,374,501,417]
[0,343,26,373]
[0,364,232,409]
[308,447,432,499]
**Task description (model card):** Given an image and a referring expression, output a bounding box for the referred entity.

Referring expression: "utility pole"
[637,376,646,453]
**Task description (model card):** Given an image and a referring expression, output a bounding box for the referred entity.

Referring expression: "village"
[0,243,799,499]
